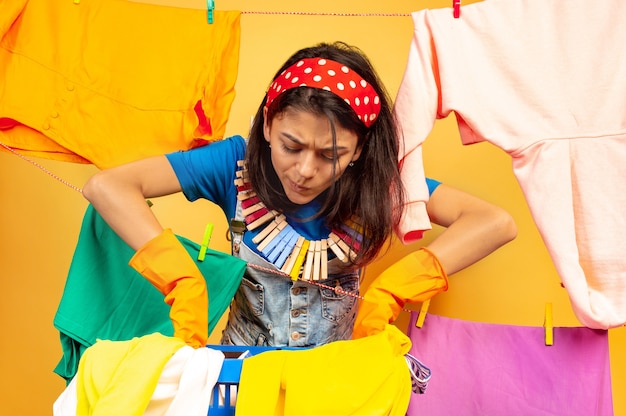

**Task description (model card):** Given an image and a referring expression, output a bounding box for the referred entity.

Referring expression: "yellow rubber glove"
[129,229,209,348]
[353,247,448,339]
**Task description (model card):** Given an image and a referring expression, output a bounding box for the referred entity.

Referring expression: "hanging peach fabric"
[394,0,626,329]
[0,0,240,168]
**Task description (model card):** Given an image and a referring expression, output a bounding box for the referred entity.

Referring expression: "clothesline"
[0,141,83,193]
[239,11,411,17]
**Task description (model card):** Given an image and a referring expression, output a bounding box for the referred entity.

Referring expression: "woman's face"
[264,108,362,205]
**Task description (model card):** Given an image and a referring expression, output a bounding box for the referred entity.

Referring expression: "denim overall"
[220,198,360,347]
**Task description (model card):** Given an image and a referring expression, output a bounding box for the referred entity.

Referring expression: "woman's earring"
[349,161,354,167]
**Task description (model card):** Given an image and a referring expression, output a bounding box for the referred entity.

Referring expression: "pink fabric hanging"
[394,0,626,330]
[407,313,613,416]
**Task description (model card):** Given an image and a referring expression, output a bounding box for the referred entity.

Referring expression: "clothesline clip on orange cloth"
[198,223,214,261]
[415,298,431,328]
[453,0,461,18]
[207,0,215,24]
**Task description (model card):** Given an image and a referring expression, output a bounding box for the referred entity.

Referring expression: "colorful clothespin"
[415,298,431,328]
[289,240,310,280]
[544,302,554,346]
[207,0,215,24]
[198,223,214,261]
[453,0,461,18]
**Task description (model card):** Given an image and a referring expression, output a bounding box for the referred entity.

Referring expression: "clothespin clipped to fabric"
[415,298,431,328]
[198,223,214,261]
[207,0,215,24]
[544,302,554,346]
[453,0,461,18]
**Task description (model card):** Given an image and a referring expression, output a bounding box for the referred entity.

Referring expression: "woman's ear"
[263,107,271,144]
[352,144,363,162]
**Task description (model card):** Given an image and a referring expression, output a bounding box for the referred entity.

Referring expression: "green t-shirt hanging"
[53,204,246,382]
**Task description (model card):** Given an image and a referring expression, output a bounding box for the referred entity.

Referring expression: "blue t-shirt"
[166,136,331,249]
[166,135,442,245]
[426,177,441,195]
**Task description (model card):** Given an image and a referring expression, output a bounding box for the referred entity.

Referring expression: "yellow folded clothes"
[75,333,185,416]
[236,325,413,416]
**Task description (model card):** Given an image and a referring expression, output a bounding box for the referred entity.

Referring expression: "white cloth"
[53,375,78,416]
[145,346,224,416]
[53,346,225,416]
[394,0,626,329]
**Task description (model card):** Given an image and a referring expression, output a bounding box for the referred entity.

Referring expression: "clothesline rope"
[240,11,411,17]
[0,141,83,193]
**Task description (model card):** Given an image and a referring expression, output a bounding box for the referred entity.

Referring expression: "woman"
[83,41,516,348]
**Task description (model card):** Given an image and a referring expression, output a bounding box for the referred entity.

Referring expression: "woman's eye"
[281,144,299,153]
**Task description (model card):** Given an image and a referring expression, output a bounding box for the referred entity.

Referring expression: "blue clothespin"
[198,223,214,261]
[207,0,215,24]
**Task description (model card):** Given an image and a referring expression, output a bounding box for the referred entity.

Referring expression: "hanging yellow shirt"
[0,0,240,168]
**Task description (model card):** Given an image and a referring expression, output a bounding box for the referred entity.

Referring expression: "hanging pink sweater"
[394,0,626,329]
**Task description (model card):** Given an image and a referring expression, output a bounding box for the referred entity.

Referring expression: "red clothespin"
[453,0,461,18]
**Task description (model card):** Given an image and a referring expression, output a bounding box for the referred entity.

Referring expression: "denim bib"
[220,197,360,347]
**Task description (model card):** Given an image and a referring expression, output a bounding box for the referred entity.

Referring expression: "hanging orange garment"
[0,0,240,169]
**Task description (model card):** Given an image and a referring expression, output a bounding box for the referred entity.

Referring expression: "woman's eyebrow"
[282,132,348,152]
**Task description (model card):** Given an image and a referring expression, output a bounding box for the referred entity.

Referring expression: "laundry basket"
[208,345,299,416]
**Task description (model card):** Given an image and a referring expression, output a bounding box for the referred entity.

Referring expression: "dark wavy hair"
[246,41,405,270]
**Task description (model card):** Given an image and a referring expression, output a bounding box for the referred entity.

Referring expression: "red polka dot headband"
[265,58,381,128]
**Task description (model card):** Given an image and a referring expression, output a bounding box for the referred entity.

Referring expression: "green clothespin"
[207,0,215,24]
[198,223,214,261]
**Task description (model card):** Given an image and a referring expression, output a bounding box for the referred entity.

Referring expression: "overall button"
[290,331,301,341]
[291,309,302,318]
[50,111,59,118]
[66,83,75,91]
[42,122,50,130]
[292,287,302,296]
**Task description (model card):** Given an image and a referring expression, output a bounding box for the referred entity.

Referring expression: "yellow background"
[1,0,624,414]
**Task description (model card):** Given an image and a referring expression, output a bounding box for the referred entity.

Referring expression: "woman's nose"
[296,153,317,179]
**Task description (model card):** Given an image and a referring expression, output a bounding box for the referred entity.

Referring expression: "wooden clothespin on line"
[544,302,554,346]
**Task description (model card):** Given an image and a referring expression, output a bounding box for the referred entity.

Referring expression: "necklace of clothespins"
[235,160,363,282]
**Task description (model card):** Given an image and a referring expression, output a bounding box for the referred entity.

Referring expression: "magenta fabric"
[407,313,613,416]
